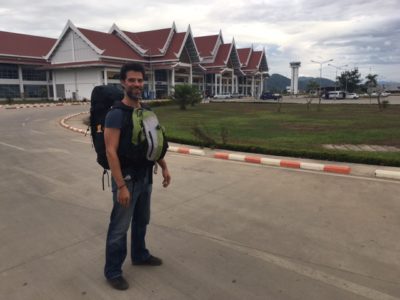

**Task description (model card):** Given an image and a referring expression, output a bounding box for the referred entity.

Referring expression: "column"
[231,71,234,94]
[219,75,222,94]
[104,69,108,85]
[52,72,57,101]
[18,65,24,99]
[171,69,175,92]
[189,65,193,84]
[214,74,218,95]
[251,76,255,97]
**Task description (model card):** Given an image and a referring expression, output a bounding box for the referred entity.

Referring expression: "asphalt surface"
[1,105,400,300]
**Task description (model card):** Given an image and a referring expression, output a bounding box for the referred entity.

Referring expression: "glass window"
[24,85,48,98]
[0,64,18,79]
[22,68,47,81]
[155,70,167,82]
[0,85,20,98]
[107,71,120,80]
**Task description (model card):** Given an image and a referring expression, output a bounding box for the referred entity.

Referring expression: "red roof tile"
[123,28,171,56]
[160,32,186,60]
[237,48,251,66]
[202,43,231,68]
[194,35,219,57]
[243,51,262,70]
[0,31,56,58]
[78,28,143,61]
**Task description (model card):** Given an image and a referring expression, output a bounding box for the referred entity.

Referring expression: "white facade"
[53,68,102,100]
[52,30,99,64]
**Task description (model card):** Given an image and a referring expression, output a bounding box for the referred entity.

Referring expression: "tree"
[170,84,202,110]
[337,68,362,92]
[306,80,319,94]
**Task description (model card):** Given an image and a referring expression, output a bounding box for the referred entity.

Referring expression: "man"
[104,63,171,290]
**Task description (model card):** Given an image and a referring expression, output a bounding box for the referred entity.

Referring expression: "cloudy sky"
[1,0,399,82]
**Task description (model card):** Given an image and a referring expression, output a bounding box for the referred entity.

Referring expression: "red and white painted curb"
[1,102,89,110]
[214,152,351,175]
[60,112,88,134]
[168,146,205,156]
[375,169,400,180]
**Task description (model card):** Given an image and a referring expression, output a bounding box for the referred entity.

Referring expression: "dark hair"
[119,63,146,81]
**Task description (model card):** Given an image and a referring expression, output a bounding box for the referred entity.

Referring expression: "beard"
[126,87,143,100]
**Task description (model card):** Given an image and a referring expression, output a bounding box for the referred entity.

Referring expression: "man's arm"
[104,127,130,207]
[157,158,171,187]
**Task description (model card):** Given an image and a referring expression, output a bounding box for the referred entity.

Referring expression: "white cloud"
[0,0,399,81]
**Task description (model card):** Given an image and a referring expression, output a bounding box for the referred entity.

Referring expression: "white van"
[328,91,345,99]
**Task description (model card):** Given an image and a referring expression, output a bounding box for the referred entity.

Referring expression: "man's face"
[121,70,144,100]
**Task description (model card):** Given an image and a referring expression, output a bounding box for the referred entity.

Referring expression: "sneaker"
[133,255,163,266]
[107,276,129,290]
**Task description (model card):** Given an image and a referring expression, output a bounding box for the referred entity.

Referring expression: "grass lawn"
[153,102,400,166]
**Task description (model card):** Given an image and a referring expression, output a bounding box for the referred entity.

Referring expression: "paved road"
[0,106,400,300]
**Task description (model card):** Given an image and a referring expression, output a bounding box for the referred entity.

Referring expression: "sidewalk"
[61,112,400,181]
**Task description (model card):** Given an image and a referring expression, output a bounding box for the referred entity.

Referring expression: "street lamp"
[328,63,348,92]
[311,58,333,100]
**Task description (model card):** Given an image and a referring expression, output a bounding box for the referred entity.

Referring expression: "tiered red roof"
[242,51,263,71]
[123,28,171,56]
[78,28,143,61]
[237,48,252,67]
[202,43,231,67]
[194,35,219,58]
[0,31,56,59]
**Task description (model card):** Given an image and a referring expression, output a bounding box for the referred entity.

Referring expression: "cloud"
[0,0,399,81]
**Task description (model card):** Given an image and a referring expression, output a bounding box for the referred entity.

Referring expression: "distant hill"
[265,74,335,92]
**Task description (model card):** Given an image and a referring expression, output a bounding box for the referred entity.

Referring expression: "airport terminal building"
[0,21,269,100]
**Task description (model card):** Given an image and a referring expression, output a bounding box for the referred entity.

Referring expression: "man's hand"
[162,167,171,188]
[118,185,131,208]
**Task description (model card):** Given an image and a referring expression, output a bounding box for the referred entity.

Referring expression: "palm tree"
[365,74,378,90]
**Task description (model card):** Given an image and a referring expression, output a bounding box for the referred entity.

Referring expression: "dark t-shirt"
[104,105,153,182]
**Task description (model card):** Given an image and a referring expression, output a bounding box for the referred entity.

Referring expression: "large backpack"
[89,85,124,170]
[89,85,168,171]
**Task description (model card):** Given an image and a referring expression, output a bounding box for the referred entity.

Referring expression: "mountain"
[265,74,335,92]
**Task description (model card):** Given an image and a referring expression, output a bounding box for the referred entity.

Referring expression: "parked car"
[260,92,281,100]
[371,92,391,97]
[213,93,232,99]
[327,91,345,99]
[346,92,359,99]
[231,93,244,99]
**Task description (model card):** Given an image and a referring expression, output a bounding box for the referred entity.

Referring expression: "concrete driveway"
[0,106,399,300]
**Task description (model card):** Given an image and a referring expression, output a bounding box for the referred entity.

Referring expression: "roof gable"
[123,27,172,56]
[237,48,252,67]
[78,28,143,60]
[243,50,262,70]
[194,35,219,58]
[0,31,56,58]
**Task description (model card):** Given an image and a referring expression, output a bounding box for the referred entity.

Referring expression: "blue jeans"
[104,168,152,279]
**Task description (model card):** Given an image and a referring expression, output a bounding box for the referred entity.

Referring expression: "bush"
[170,85,202,110]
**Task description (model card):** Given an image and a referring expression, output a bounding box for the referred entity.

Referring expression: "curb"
[60,112,88,135]
[214,152,351,175]
[1,102,89,110]
[375,170,400,180]
[168,146,205,156]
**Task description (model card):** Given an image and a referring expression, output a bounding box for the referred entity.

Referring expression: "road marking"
[185,227,400,300]
[0,141,69,154]
[71,139,91,144]
[0,141,26,151]
[30,129,45,135]
[11,166,67,186]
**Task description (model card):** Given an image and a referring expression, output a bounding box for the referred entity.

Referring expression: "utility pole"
[328,63,348,92]
[311,58,333,104]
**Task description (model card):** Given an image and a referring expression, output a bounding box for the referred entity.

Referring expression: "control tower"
[290,62,301,95]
